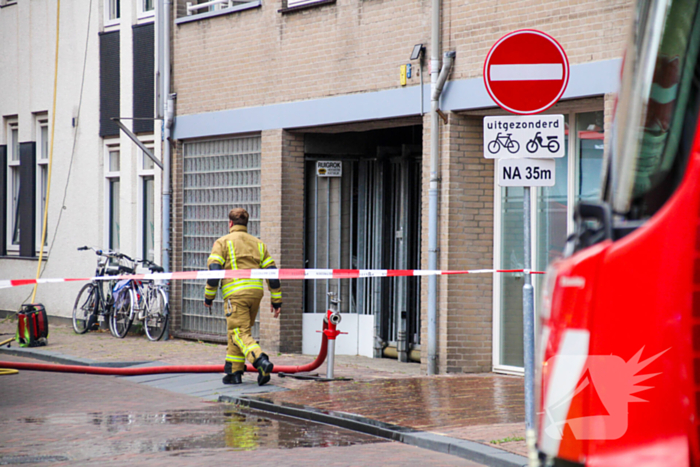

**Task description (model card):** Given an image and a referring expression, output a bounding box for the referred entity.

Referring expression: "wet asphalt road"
[0,356,484,466]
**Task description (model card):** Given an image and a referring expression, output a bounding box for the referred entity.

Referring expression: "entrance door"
[304,144,421,358]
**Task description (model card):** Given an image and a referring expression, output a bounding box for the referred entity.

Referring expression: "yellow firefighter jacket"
[204,225,282,305]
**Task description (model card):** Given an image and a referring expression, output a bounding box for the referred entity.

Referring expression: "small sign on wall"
[316,161,342,177]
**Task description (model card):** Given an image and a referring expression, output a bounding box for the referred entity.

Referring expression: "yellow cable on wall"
[30,0,60,304]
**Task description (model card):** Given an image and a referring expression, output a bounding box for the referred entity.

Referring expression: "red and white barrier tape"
[0,268,545,289]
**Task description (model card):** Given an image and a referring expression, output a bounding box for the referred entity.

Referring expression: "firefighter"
[203,208,282,386]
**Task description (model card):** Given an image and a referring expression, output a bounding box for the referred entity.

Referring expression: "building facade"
[0,0,161,317]
[168,0,634,374]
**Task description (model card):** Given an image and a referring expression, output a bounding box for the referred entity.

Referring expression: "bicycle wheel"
[487,140,501,154]
[547,140,560,153]
[73,283,97,334]
[110,288,134,338]
[507,140,520,153]
[144,288,169,341]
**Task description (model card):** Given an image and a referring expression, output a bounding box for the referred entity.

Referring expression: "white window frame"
[286,0,327,8]
[138,0,155,20]
[104,0,120,27]
[104,143,121,251]
[138,142,156,261]
[492,105,604,375]
[6,119,19,253]
[36,118,49,250]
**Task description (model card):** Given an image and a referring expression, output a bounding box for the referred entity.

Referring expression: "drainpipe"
[159,0,174,340]
[427,0,455,374]
[162,0,172,274]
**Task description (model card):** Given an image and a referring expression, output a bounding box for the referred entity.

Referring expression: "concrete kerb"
[221,395,528,467]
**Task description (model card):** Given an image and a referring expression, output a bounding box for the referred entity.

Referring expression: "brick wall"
[444,0,633,81]
[171,0,633,371]
[421,113,494,374]
[172,0,633,117]
[441,114,495,373]
[260,129,305,353]
[170,140,184,332]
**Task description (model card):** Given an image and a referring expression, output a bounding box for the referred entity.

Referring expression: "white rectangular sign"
[316,161,342,177]
[498,158,556,187]
[484,114,564,159]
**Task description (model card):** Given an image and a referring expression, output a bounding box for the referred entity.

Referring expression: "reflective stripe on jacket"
[204,225,282,303]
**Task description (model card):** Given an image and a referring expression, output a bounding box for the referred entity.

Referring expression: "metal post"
[326,177,331,310]
[338,173,342,308]
[326,292,341,379]
[373,162,384,358]
[522,186,535,431]
[349,163,354,311]
[314,172,318,314]
[327,337,336,379]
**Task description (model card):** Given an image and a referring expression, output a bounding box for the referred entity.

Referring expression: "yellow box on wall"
[400,65,407,86]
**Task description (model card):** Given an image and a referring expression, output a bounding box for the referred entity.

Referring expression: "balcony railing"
[186,0,235,15]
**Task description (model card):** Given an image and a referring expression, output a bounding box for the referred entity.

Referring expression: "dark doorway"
[304,125,422,358]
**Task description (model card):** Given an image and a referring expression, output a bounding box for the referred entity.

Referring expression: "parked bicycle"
[72,247,135,335]
[487,132,520,154]
[111,259,169,341]
[525,131,560,153]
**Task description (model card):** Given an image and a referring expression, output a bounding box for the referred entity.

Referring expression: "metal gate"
[181,136,261,337]
[304,145,421,357]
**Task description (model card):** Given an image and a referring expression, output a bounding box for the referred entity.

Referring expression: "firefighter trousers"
[224,296,265,373]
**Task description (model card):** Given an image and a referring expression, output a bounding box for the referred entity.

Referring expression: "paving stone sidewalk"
[0,317,528,460]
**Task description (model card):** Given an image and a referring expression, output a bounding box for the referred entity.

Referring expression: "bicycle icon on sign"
[526,132,560,153]
[487,133,520,154]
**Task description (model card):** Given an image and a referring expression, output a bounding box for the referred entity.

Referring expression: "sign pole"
[482,29,569,458]
[522,186,535,433]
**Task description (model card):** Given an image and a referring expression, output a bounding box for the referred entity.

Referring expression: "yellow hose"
[31,0,61,303]
[0,338,18,374]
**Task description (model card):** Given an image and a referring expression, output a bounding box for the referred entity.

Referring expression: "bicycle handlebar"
[138,259,164,273]
[79,247,161,273]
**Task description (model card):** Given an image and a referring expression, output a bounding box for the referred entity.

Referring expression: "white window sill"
[137,10,155,23]
[280,0,335,13]
[104,19,120,31]
[175,1,261,25]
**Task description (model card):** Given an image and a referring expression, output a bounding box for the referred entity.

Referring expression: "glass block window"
[181,136,261,336]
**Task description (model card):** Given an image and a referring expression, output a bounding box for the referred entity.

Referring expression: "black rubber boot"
[222,361,243,385]
[222,371,243,385]
[253,353,274,386]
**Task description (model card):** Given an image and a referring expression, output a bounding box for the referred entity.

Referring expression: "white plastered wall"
[0,0,161,318]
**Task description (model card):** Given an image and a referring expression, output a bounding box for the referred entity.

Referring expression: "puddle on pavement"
[9,405,382,458]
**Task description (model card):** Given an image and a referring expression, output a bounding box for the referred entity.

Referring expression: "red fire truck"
[536,0,700,465]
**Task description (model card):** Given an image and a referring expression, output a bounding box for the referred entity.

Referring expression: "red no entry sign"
[483,29,569,115]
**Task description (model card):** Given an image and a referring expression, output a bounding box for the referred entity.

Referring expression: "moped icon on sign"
[484,115,564,159]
